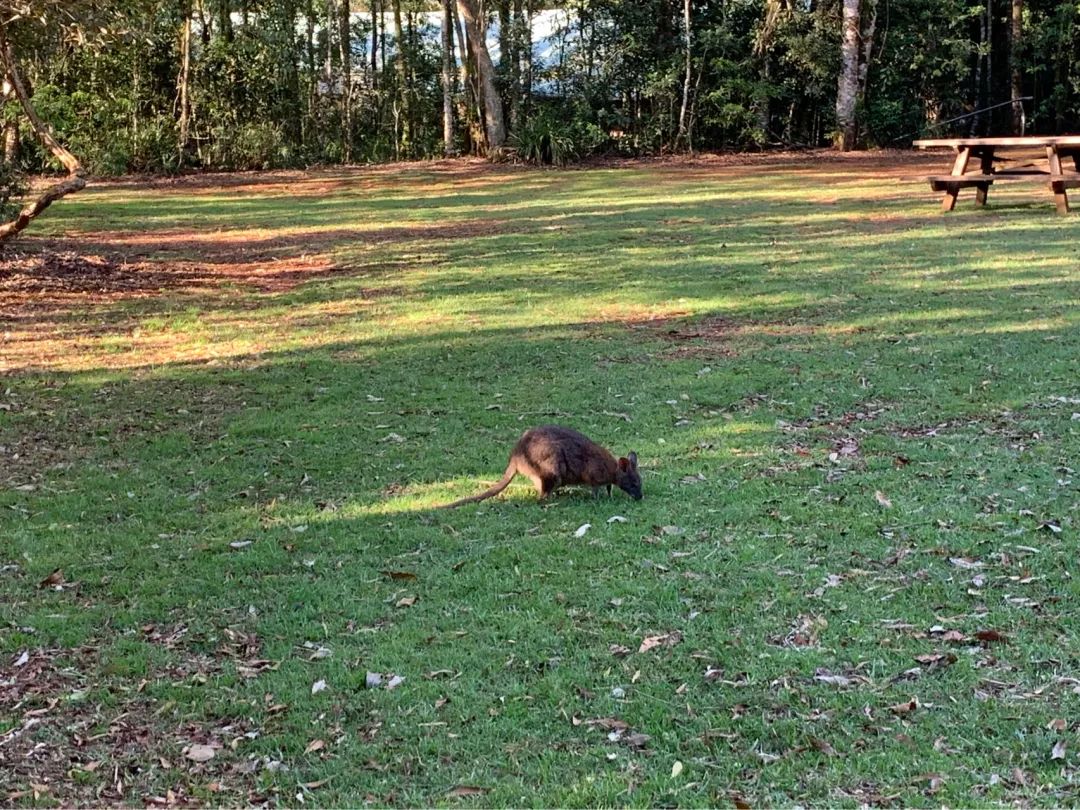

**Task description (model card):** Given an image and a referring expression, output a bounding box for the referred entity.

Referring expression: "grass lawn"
[1,152,1078,806]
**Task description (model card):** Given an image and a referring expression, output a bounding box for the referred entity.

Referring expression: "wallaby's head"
[616,451,643,500]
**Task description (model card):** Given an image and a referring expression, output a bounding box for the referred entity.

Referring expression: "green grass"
[2,156,1079,806]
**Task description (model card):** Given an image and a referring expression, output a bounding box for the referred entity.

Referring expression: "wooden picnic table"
[913,135,1080,214]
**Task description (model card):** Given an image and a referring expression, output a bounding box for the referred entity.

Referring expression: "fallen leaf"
[13,650,29,667]
[447,786,488,798]
[184,744,216,763]
[813,670,853,687]
[1052,741,1067,760]
[395,595,417,608]
[311,679,327,695]
[671,760,684,778]
[810,737,837,756]
[874,490,893,509]
[890,698,919,715]
[639,631,682,653]
[304,739,325,755]
[1039,520,1062,534]
[386,674,404,690]
[38,568,64,589]
[974,629,1009,645]
[609,644,632,658]
[380,570,417,581]
[1048,718,1067,732]
[574,523,592,538]
[914,653,957,671]
[941,629,968,643]
[949,557,984,569]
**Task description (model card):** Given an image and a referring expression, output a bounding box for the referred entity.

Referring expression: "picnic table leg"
[1046,146,1070,214]
[975,148,994,206]
[941,146,971,212]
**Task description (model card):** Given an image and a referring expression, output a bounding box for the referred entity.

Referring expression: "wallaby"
[439,425,643,508]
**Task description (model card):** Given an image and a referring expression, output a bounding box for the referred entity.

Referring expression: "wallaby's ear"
[618,457,629,471]
[628,451,638,468]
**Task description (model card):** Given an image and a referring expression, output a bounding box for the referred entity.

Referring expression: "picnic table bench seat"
[914,135,1080,213]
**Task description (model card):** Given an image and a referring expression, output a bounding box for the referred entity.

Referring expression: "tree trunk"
[985,0,992,129]
[391,0,409,155]
[442,0,456,155]
[339,0,352,160]
[1010,0,1023,133]
[452,0,481,153]
[177,0,193,164]
[498,0,511,112]
[856,0,877,113]
[0,29,86,245]
[510,0,524,129]
[370,0,379,88]
[676,0,692,148]
[522,0,533,121]
[325,0,336,85]
[970,8,985,136]
[457,0,507,152]
[835,0,860,151]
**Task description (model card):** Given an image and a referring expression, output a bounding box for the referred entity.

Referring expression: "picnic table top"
[914,135,1080,148]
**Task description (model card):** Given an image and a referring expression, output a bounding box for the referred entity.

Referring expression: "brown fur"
[439,425,643,508]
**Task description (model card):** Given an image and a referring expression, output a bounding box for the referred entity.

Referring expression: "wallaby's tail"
[438,463,516,509]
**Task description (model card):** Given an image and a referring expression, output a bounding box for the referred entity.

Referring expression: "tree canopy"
[0,0,1077,177]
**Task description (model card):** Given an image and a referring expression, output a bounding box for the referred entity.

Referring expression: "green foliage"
[6,0,1080,172]
[205,122,291,171]
[510,109,591,166]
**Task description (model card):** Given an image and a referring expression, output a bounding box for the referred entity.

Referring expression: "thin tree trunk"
[0,29,86,244]
[676,0,692,148]
[370,0,379,89]
[856,0,877,110]
[442,0,456,155]
[177,0,193,164]
[391,0,409,155]
[457,0,507,152]
[1010,0,1023,133]
[510,0,524,129]
[522,0,532,121]
[498,0,511,113]
[970,9,984,137]
[452,0,480,152]
[835,0,860,151]
[326,0,336,85]
[985,0,992,131]
[339,0,352,160]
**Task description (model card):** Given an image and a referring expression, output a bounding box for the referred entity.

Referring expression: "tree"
[836,0,877,151]
[835,0,860,150]
[0,3,91,244]
[441,0,456,155]
[1011,0,1023,133]
[456,0,506,152]
[676,0,692,148]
